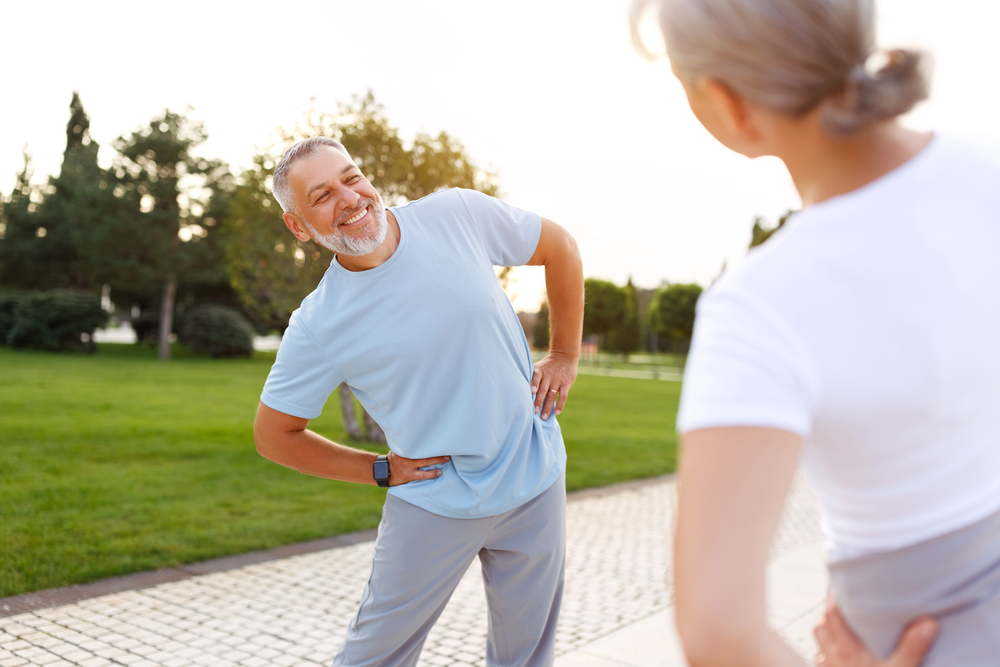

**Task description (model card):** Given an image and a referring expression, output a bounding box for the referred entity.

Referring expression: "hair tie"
[849,63,868,84]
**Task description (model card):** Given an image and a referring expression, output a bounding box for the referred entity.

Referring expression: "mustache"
[336,198,377,226]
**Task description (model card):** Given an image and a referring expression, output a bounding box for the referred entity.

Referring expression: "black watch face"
[373,459,390,480]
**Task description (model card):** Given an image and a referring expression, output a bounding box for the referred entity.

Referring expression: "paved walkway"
[0,476,826,667]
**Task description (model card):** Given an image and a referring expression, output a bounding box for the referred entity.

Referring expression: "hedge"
[7,290,107,352]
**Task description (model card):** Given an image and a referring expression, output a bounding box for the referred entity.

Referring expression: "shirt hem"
[677,409,811,438]
[260,392,321,420]
[388,457,566,520]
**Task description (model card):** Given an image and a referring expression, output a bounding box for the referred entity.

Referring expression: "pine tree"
[0,148,42,288]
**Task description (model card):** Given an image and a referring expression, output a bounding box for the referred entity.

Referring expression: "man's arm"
[674,426,806,667]
[526,217,584,420]
[254,402,448,486]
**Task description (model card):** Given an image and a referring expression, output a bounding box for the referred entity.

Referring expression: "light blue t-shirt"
[261,188,566,519]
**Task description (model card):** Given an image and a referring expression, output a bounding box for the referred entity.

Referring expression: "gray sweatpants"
[333,475,566,667]
[830,507,1000,665]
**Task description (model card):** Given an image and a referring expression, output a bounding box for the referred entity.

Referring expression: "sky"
[2,0,999,310]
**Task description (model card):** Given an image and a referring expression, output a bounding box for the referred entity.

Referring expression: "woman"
[630,0,1000,665]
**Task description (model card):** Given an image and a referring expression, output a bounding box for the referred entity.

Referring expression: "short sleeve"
[455,189,542,266]
[260,312,345,419]
[677,286,819,437]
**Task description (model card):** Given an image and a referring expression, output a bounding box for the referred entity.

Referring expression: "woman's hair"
[630,0,930,136]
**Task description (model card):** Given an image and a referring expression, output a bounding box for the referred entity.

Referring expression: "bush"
[181,305,255,358]
[7,290,107,352]
[130,311,162,344]
[0,291,26,345]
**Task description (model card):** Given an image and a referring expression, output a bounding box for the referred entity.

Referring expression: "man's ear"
[283,212,313,242]
[701,79,761,144]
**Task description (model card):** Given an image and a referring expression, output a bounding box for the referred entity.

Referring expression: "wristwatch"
[373,454,391,487]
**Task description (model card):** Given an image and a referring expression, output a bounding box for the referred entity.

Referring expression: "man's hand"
[386,452,450,487]
[814,602,937,667]
[531,352,578,420]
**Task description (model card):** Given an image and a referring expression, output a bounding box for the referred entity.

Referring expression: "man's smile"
[339,205,370,228]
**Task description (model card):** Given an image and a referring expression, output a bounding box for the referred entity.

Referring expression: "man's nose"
[337,189,362,215]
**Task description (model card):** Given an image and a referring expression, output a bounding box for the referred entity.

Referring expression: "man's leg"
[478,475,567,667]
[334,495,491,667]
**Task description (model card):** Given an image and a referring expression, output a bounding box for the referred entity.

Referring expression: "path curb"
[0,473,676,618]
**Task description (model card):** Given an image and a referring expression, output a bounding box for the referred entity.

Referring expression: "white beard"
[306,199,388,256]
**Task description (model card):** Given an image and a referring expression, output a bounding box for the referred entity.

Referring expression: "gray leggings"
[333,475,566,667]
[829,508,1000,665]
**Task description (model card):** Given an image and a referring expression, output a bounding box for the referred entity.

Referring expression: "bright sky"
[2,0,998,310]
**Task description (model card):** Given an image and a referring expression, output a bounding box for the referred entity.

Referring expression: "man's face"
[283,145,388,256]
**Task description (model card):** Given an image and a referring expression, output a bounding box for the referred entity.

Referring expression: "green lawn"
[0,344,679,598]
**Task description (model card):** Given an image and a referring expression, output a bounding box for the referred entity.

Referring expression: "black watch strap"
[373,454,391,488]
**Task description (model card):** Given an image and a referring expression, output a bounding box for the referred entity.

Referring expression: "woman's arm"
[674,426,806,666]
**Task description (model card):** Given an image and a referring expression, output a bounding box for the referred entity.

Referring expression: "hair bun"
[821,49,931,136]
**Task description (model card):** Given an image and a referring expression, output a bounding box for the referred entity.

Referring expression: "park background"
[3,0,1000,599]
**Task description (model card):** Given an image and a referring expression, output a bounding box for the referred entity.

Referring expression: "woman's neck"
[777,120,932,207]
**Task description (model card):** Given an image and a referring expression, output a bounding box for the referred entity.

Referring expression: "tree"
[0,148,43,288]
[750,209,795,248]
[649,283,703,354]
[0,93,116,291]
[533,299,550,350]
[113,109,228,360]
[221,91,500,440]
[607,277,641,356]
[583,278,627,349]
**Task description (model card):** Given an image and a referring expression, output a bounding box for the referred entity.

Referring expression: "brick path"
[0,475,825,667]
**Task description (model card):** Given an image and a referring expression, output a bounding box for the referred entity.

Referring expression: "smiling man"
[253,137,584,667]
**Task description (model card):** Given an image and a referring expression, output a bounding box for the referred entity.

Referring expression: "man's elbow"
[559,226,581,263]
[253,417,278,461]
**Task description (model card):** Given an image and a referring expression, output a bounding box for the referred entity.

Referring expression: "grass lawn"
[0,344,679,598]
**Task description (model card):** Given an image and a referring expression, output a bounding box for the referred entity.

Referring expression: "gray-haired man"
[254,137,584,666]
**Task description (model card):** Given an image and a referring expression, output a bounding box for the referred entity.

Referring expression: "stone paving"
[0,475,823,667]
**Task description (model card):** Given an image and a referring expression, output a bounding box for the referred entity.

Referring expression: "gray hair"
[630,0,930,136]
[272,137,350,214]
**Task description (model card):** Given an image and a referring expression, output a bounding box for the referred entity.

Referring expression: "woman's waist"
[830,505,1000,618]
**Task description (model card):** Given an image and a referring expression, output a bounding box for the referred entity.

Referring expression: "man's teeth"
[342,208,367,225]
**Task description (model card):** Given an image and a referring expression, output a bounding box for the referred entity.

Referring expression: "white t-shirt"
[677,135,1000,559]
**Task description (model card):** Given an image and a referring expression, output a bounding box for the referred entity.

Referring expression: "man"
[254,137,584,667]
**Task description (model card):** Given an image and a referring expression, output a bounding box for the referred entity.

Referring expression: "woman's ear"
[701,79,759,143]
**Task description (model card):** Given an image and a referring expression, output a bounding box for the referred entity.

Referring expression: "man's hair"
[272,137,350,214]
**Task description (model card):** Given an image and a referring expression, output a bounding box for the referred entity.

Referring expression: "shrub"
[7,290,107,352]
[130,311,162,344]
[0,291,26,345]
[181,305,255,358]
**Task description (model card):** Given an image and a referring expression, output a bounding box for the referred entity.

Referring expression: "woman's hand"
[814,601,937,667]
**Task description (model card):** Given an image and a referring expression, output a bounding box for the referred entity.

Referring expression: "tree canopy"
[583,278,627,341]
[607,277,641,354]
[649,282,702,352]
[750,209,795,248]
